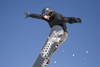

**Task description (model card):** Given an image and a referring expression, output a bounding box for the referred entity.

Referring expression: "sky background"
[0,0,100,67]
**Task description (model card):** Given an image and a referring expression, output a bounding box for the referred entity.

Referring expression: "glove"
[75,18,82,23]
[24,11,30,19]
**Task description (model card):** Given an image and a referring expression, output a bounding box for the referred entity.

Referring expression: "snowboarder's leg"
[50,32,68,57]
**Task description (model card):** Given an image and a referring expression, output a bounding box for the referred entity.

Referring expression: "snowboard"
[32,25,64,67]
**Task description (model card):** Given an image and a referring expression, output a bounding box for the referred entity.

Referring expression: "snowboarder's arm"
[29,14,44,19]
[62,16,82,24]
[24,11,44,20]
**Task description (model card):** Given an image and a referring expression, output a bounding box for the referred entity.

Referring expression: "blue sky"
[0,0,100,67]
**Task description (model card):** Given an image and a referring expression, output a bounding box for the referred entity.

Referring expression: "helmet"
[42,7,53,16]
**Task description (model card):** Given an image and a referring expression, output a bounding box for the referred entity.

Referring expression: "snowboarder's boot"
[45,60,50,66]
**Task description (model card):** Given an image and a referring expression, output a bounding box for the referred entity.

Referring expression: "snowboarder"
[24,7,82,66]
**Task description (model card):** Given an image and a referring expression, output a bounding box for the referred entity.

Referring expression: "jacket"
[29,11,78,32]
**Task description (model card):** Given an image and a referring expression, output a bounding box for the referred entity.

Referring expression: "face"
[43,15,50,20]
[43,12,53,20]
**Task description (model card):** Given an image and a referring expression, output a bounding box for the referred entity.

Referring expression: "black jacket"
[29,11,79,32]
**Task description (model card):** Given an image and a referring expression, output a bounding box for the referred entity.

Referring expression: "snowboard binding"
[45,43,59,66]
[45,60,50,66]
[56,43,59,49]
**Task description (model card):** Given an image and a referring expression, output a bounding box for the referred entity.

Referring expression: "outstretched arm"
[24,11,44,20]
[29,14,43,19]
[62,16,82,24]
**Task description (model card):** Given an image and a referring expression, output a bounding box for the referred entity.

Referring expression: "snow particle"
[72,54,75,56]
[62,50,64,52]
[54,61,56,63]
[84,58,86,60]
[86,51,88,53]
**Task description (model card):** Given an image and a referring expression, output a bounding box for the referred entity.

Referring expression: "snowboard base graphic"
[32,25,64,67]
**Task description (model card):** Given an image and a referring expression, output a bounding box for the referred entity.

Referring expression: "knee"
[59,32,68,45]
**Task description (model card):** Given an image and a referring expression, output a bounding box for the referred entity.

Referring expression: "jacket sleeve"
[29,14,44,20]
[62,16,78,24]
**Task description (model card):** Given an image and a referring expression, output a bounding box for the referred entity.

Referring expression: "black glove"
[75,18,82,23]
[24,11,30,19]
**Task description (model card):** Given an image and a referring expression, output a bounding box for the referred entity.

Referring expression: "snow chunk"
[54,61,56,63]
[72,54,75,56]
[86,51,88,53]
[62,50,64,52]
[84,58,86,60]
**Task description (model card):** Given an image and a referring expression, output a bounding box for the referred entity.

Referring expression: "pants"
[50,31,68,57]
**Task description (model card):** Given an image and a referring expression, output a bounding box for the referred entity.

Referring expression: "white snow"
[84,58,86,60]
[72,54,75,56]
[86,51,88,53]
[62,50,64,52]
[54,61,56,63]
